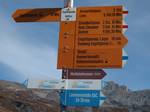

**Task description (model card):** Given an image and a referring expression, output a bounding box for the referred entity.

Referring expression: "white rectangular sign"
[27,79,64,89]
[61,8,76,21]
[27,79,102,90]
[62,80,102,90]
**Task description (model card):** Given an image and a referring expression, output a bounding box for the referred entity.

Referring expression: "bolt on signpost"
[12,0,128,112]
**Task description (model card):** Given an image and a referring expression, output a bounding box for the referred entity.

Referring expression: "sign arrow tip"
[122,35,128,47]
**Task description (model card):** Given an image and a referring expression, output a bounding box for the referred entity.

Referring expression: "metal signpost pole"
[64,0,74,8]
[60,1,74,112]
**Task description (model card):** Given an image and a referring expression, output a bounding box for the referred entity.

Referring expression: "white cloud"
[0,13,61,81]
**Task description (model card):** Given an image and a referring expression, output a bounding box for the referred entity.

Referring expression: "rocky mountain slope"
[0,80,149,112]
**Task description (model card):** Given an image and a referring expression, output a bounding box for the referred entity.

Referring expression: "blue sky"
[0,0,150,90]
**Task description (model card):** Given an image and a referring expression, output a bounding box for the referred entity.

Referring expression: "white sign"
[62,80,102,90]
[61,8,76,21]
[27,79,64,89]
[27,79,102,90]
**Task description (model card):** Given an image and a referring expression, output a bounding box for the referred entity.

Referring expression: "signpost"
[76,6,124,34]
[75,34,128,48]
[12,8,61,22]
[62,69,106,79]
[58,47,123,69]
[27,79,64,90]
[12,0,128,111]
[60,90,106,107]
[61,8,76,21]
[57,6,128,69]
[74,48,123,69]
[63,80,101,90]
[27,79,101,90]
[12,5,128,70]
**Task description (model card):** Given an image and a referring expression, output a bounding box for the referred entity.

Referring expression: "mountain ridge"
[0,80,149,112]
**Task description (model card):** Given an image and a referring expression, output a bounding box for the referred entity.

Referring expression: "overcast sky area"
[0,0,150,90]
